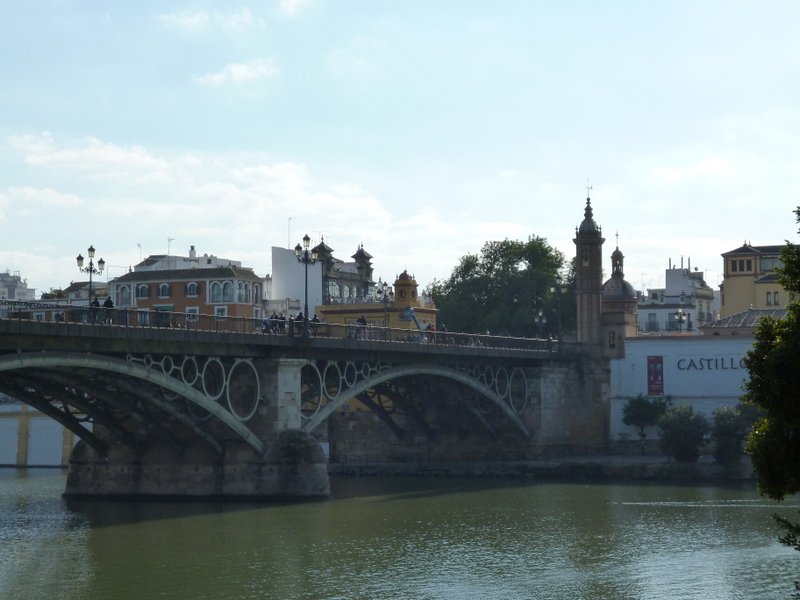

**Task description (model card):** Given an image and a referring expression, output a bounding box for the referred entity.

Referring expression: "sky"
[2,0,800,296]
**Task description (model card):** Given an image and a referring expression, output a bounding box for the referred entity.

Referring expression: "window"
[608,331,616,348]
[328,281,340,299]
[222,281,234,302]
[214,306,227,318]
[237,282,245,303]
[253,284,260,303]
[158,283,171,298]
[244,283,251,303]
[774,291,779,306]
[730,260,738,273]
[210,282,222,303]
[186,306,199,322]
[118,285,131,307]
[746,259,752,272]
[136,284,150,299]
[186,282,199,297]
[766,292,772,306]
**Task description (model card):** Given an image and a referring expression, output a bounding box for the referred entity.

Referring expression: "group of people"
[263,311,321,335]
[88,295,114,324]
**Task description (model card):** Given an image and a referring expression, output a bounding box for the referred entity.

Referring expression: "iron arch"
[302,363,531,438]
[0,352,264,455]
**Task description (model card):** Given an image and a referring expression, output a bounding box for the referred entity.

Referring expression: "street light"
[375,279,394,340]
[550,274,568,342]
[534,308,548,338]
[76,245,105,306]
[294,234,318,339]
[673,309,687,333]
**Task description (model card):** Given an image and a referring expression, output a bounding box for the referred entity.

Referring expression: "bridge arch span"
[302,363,531,438]
[0,352,264,455]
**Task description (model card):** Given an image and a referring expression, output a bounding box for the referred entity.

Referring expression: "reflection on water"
[1,469,798,600]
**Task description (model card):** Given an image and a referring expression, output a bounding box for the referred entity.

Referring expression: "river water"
[1,469,798,600]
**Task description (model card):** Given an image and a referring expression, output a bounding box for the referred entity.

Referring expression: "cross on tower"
[586,179,592,198]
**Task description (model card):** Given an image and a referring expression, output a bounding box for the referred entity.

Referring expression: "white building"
[638,257,717,335]
[609,336,753,443]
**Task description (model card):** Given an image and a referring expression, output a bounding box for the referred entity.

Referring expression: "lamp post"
[76,245,105,306]
[550,275,567,342]
[294,234,318,339]
[375,279,394,340]
[534,308,548,338]
[673,308,687,333]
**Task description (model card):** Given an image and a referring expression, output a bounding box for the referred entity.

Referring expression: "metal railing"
[0,300,571,354]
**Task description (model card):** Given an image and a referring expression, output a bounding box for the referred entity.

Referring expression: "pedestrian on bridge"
[102,296,114,324]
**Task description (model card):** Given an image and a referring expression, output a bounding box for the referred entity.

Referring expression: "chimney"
[189,245,196,259]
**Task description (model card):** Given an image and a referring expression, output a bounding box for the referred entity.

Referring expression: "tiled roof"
[703,308,788,329]
[722,244,785,257]
[113,267,261,284]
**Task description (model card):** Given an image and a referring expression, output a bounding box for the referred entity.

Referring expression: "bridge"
[0,301,608,499]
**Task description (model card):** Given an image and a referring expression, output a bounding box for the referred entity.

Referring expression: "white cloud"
[157,8,254,31]
[195,58,280,86]
[4,187,84,207]
[279,0,312,17]
[327,35,385,77]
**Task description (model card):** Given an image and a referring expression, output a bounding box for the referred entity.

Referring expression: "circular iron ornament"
[508,367,529,414]
[301,362,324,419]
[322,361,343,400]
[360,362,371,379]
[343,361,358,388]
[143,354,154,369]
[160,355,175,375]
[226,359,260,421]
[481,366,495,389]
[201,357,226,401]
[495,366,510,399]
[181,356,200,386]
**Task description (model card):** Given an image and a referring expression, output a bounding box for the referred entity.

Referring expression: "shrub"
[713,405,756,465]
[657,404,710,463]
[622,394,671,453]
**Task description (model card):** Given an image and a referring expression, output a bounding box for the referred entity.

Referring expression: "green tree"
[622,394,670,454]
[40,287,66,300]
[744,207,800,499]
[427,236,573,338]
[712,404,757,466]
[657,404,709,463]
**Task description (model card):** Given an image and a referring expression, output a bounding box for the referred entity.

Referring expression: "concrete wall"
[270,246,322,313]
[610,336,753,442]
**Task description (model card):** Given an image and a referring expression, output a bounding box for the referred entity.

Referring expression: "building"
[638,258,716,335]
[110,246,264,321]
[318,270,438,333]
[601,244,638,358]
[719,243,786,317]
[0,270,36,301]
[702,307,788,337]
[609,336,752,445]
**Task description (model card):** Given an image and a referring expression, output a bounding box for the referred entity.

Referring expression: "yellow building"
[719,243,786,317]
[317,270,437,335]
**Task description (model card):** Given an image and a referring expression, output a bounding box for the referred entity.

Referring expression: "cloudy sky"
[2,1,799,296]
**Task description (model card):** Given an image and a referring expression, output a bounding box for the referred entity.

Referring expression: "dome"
[603,277,637,300]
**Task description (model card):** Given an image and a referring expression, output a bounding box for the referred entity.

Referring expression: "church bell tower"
[573,195,605,345]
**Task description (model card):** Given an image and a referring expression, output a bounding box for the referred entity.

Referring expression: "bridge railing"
[0,300,571,354]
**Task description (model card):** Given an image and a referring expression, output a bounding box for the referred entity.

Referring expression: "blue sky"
[2,0,799,295]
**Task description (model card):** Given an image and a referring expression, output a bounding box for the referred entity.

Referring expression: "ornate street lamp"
[294,234,318,339]
[534,308,548,338]
[375,279,394,340]
[76,245,105,306]
[673,308,687,333]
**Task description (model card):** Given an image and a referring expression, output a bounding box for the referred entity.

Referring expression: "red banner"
[647,355,664,395]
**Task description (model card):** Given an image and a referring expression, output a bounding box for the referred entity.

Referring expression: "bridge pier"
[64,358,330,500]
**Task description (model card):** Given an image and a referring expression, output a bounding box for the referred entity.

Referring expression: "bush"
[658,404,710,463]
[713,404,757,465]
[622,394,671,453]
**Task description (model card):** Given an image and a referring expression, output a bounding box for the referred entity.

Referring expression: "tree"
[41,287,66,300]
[426,236,573,338]
[712,404,757,466]
[657,404,709,463]
[621,394,670,454]
[744,207,800,499]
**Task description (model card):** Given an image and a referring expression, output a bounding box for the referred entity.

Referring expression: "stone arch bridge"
[0,311,607,499]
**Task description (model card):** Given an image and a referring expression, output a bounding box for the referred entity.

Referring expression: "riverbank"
[328,454,756,483]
